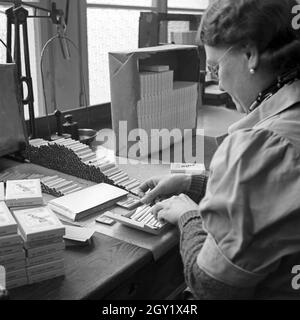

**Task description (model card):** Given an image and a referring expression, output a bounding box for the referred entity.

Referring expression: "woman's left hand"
[152,194,200,225]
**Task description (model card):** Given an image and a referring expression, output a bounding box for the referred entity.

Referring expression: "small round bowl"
[78,129,97,145]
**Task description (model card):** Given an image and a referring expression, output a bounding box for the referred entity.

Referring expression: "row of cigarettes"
[25,140,109,186]
[137,81,198,117]
[116,195,142,210]
[138,111,197,134]
[40,176,83,196]
[139,70,174,98]
[28,138,141,196]
[129,205,165,229]
[137,81,198,133]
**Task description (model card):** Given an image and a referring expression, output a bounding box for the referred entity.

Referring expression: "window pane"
[87,0,152,7]
[168,0,209,9]
[87,8,142,105]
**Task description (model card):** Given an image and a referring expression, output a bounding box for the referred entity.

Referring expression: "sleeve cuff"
[197,234,267,288]
[186,172,209,204]
[178,210,202,232]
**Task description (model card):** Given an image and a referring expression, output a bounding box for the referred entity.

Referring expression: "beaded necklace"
[249,68,300,112]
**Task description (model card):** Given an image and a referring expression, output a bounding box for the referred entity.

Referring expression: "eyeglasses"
[207,46,234,80]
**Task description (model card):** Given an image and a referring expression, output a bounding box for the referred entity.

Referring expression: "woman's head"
[199,0,300,113]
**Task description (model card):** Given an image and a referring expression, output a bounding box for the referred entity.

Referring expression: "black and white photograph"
[1,0,300,305]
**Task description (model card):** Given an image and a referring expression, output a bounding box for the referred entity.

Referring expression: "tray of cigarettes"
[104,204,168,235]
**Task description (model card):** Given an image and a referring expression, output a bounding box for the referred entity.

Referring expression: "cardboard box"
[109,44,201,157]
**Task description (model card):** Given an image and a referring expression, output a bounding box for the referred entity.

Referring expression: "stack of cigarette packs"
[0,180,66,289]
[0,202,27,290]
[137,65,198,135]
[139,70,174,97]
[170,31,198,45]
[5,179,44,208]
[12,206,65,285]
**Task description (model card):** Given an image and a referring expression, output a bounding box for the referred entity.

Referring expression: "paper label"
[21,208,58,229]
[9,180,39,197]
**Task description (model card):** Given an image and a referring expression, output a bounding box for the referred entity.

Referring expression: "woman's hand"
[152,194,200,225]
[137,175,192,204]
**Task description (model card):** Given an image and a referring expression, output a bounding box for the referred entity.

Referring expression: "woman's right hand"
[137,174,192,204]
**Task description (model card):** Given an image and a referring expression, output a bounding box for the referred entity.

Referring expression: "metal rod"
[22,17,36,138]
[6,8,12,63]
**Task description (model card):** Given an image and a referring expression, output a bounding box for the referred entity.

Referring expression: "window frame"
[83,0,164,108]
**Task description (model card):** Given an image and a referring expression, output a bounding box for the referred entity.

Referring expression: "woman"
[138,0,300,299]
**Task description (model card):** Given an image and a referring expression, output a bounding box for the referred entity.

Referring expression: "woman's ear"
[244,45,260,72]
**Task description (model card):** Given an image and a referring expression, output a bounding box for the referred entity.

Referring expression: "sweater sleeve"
[185,172,209,204]
[178,211,255,300]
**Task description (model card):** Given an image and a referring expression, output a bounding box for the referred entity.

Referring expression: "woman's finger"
[152,202,165,218]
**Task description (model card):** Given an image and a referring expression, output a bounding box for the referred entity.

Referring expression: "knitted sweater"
[180,174,254,300]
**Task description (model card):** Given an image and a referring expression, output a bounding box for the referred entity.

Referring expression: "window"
[86,0,154,106]
[86,1,209,106]
[167,1,208,43]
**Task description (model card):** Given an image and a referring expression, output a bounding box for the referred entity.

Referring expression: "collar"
[228,80,300,134]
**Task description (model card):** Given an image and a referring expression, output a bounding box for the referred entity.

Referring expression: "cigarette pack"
[0,233,23,248]
[23,236,63,250]
[0,243,23,257]
[63,225,94,243]
[0,201,18,237]
[12,206,65,243]
[27,251,64,267]
[170,163,205,175]
[6,268,27,282]
[6,277,28,290]
[26,241,65,258]
[5,259,26,273]
[27,259,64,278]
[28,268,65,284]
[0,250,26,266]
[96,214,116,226]
[5,179,43,207]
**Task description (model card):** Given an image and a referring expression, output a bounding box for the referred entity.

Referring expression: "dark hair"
[199,0,300,73]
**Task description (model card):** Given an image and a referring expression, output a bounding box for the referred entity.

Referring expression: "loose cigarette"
[130,205,148,220]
